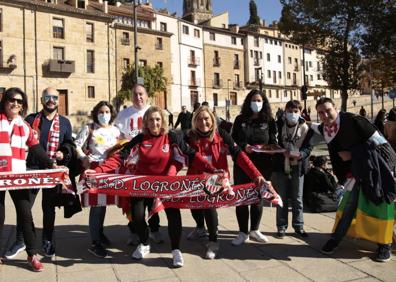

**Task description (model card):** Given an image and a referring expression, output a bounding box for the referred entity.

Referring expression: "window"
[234,74,240,88]
[123,58,130,69]
[288,57,292,64]
[213,72,220,86]
[194,29,200,38]
[86,50,94,73]
[276,90,279,98]
[284,90,288,97]
[182,25,189,35]
[287,72,291,79]
[268,89,272,98]
[278,71,282,79]
[157,61,163,68]
[267,70,271,78]
[310,75,313,81]
[265,38,268,43]
[317,74,321,80]
[255,68,261,81]
[87,86,95,99]
[190,70,196,85]
[241,38,244,45]
[266,53,270,62]
[254,37,259,47]
[231,37,236,45]
[317,61,321,71]
[250,50,253,57]
[278,55,281,63]
[155,37,163,50]
[78,0,85,8]
[53,18,64,39]
[53,46,64,60]
[213,93,218,106]
[209,32,215,41]
[230,92,237,105]
[122,32,130,45]
[274,40,277,46]
[309,61,312,68]
[273,71,277,83]
[86,22,94,42]
[259,52,262,59]
[293,73,297,84]
[160,22,167,32]
[139,59,147,66]
[234,54,239,69]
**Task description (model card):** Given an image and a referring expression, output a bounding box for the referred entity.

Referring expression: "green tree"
[248,0,261,26]
[114,64,167,111]
[278,0,368,111]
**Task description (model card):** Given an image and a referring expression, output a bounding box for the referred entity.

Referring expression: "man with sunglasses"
[5,87,74,259]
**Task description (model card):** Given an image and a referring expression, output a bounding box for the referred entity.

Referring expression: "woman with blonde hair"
[85,106,217,267]
[185,106,266,259]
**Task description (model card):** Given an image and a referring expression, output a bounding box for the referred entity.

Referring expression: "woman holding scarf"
[85,106,217,268]
[0,88,57,271]
[231,89,277,246]
[75,101,120,258]
[185,106,266,259]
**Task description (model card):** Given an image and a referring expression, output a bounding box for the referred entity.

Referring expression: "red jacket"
[187,129,262,180]
[95,131,216,175]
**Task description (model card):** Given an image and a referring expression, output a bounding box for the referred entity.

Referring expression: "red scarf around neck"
[32,111,60,160]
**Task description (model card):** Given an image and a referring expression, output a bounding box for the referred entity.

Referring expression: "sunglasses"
[43,95,59,103]
[8,98,24,105]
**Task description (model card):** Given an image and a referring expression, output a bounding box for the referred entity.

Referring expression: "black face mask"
[196,128,212,137]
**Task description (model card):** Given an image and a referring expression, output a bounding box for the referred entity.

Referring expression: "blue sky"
[151,0,283,26]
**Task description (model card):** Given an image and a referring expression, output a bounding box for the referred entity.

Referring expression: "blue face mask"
[98,113,111,125]
[285,112,300,124]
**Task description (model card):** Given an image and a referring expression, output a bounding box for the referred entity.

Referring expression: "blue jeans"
[331,183,359,243]
[272,165,304,231]
[89,206,106,243]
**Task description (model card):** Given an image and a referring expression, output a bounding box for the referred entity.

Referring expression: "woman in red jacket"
[186,106,266,259]
[85,106,216,268]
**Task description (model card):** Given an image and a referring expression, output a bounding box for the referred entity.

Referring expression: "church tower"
[183,0,213,23]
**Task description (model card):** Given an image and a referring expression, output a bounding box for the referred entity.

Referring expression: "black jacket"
[351,141,396,205]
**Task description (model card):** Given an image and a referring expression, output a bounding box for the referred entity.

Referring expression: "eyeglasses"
[43,95,59,103]
[8,98,24,105]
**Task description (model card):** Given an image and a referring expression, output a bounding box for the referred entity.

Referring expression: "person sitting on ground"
[304,156,339,213]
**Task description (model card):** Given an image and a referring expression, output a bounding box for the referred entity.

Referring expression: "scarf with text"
[0,113,30,172]
[32,111,60,160]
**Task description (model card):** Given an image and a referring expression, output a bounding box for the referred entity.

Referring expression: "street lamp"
[226,79,231,121]
[133,0,140,84]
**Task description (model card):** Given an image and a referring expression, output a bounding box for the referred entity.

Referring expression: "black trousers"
[128,198,160,233]
[131,197,181,250]
[0,191,5,240]
[191,208,218,242]
[8,190,38,256]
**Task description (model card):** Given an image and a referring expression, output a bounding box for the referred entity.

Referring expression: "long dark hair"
[240,89,272,122]
[388,108,396,121]
[0,87,29,117]
[91,101,116,125]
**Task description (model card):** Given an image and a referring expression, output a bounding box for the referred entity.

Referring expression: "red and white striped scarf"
[32,112,60,160]
[0,113,30,172]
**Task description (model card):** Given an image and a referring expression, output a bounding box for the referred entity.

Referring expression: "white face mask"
[250,101,263,113]
[285,112,300,124]
[98,113,111,125]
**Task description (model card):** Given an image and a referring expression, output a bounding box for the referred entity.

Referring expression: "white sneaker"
[249,230,269,243]
[132,244,150,260]
[127,232,140,246]
[172,249,184,268]
[231,232,249,246]
[205,242,219,259]
[187,227,207,240]
[149,231,164,244]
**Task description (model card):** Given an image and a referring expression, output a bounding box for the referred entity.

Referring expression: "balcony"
[233,60,240,69]
[253,58,260,66]
[294,65,299,71]
[155,43,163,50]
[121,37,130,45]
[212,79,223,89]
[188,56,200,67]
[189,78,200,87]
[47,59,75,73]
[213,57,221,67]
[233,80,242,90]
